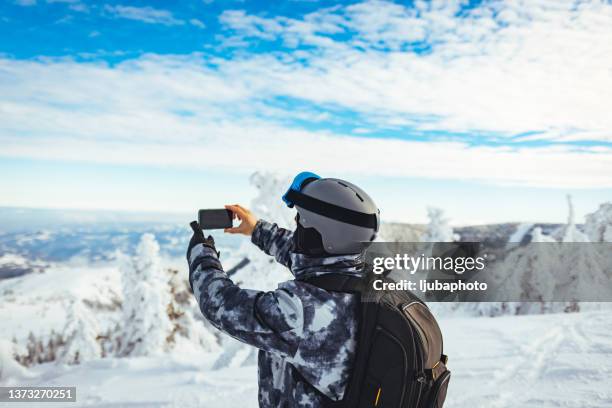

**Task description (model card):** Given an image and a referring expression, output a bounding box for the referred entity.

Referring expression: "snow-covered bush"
[13,331,65,367]
[118,233,172,356]
[60,299,101,364]
[584,202,612,242]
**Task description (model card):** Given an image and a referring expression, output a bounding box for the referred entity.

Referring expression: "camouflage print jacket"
[188,219,364,407]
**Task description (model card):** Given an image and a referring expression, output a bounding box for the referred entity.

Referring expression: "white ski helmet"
[282,172,380,254]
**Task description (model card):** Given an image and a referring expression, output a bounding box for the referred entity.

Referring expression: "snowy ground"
[2,310,611,408]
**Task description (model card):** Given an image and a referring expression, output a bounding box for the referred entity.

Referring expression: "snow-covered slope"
[0,261,121,341]
[2,179,611,407]
[2,310,610,408]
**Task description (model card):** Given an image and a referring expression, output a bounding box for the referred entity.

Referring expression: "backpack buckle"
[416,373,428,384]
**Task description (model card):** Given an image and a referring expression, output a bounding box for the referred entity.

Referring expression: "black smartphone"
[198,209,233,230]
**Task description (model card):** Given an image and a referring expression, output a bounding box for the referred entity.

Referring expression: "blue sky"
[1,0,611,224]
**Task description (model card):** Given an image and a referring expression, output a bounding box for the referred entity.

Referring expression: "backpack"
[305,273,450,408]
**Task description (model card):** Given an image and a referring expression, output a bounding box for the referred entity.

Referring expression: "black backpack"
[305,274,450,408]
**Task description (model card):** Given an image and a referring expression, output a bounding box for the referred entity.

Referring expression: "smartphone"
[198,209,233,230]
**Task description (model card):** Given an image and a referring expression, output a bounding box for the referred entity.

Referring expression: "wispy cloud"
[104,5,185,26]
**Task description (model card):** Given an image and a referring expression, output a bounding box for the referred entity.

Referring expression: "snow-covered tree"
[487,241,561,313]
[249,172,294,229]
[421,207,456,242]
[118,233,172,356]
[60,298,101,364]
[44,330,65,363]
[584,202,612,242]
[562,195,589,242]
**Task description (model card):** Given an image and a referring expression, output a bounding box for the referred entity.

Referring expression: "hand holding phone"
[223,204,258,236]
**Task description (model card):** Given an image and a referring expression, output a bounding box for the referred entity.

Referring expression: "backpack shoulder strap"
[303,274,365,293]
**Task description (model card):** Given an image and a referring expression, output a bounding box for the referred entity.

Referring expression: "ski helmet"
[282,172,380,254]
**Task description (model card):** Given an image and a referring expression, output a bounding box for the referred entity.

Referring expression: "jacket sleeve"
[251,219,294,269]
[188,243,303,357]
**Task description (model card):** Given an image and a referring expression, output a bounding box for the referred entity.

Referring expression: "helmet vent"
[337,181,349,187]
[355,192,364,202]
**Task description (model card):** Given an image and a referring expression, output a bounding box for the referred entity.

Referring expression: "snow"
[0,262,121,341]
[2,311,611,407]
[509,223,534,243]
[562,195,590,243]
[441,311,612,407]
[1,355,258,407]
[118,234,172,356]
[60,298,102,364]
[0,253,29,266]
[0,340,32,382]
[2,177,612,407]
[584,202,612,242]
[531,227,556,243]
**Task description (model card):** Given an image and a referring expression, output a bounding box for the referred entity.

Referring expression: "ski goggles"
[282,171,321,208]
[282,171,378,229]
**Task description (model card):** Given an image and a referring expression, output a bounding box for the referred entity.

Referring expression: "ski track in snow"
[443,311,612,408]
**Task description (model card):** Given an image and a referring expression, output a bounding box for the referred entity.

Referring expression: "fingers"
[225,204,251,222]
[223,205,255,236]
[225,204,249,215]
[224,225,246,234]
[225,204,243,218]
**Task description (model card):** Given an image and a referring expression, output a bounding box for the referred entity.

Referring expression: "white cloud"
[0,55,611,189]
[219,0,612,141]
[104,5,184,26]
[1,0,612,190]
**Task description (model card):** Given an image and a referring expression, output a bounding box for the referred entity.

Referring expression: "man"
[187,172,380,407]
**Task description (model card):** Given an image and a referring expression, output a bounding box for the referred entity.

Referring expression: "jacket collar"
[290,251,365,281]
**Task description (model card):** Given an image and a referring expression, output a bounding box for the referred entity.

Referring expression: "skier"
[187,172,379,407]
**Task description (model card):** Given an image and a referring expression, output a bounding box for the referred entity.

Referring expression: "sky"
[0,0,611,225]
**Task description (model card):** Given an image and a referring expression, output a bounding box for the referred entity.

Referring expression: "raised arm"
[224,204,294,269]
[251,220,294,269]
[187,225,302,356]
